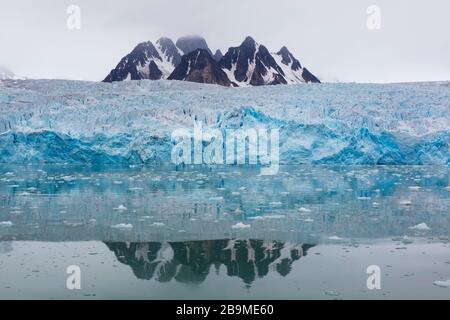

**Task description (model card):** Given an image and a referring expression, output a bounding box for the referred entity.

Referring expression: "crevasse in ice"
[0,79,448,165]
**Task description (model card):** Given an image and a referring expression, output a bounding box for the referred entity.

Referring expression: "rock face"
[213,49,223,62]
[301,67,321,83]
[156,37,183,67]
[168,49,232,87]
[104,35,320,85]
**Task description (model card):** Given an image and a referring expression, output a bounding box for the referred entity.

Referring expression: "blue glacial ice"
[0,79,448,165]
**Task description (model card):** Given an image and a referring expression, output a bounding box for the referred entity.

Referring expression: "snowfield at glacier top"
[0,79,448,165]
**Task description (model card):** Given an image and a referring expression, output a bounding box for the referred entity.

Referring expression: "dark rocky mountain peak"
[103,41,163,82]
[213,49,223,62]
[301,67,321,83]
[156,37,182,67]
[104,35,321,85]
[276,46,302,71]
[219,36,287,86]
[168,49,232,87]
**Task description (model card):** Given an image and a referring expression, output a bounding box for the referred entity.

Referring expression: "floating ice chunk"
[408,186,421,191]
[208,196,223,201]
[409,223,431,231]
[113,204,128,211]
[298,207,311,213]
[372,202,380,208]
[128,187,144,191]
[64,221,83,227]
[231,222,251,229]
[111,223,133,229]
[303,218,314,223]
[324,290,340,297]
[401,236,414,244]
[400,200,413,206]
[0,221,13,227]
[269,201,282,206]
[328,236,343,241]
[265,215,286,219]
[357,197,371,200]
[151,222,165,227]
[248,216,265,221]
[433,279,450,288]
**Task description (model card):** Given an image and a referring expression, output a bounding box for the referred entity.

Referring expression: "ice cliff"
[0,79,448,165]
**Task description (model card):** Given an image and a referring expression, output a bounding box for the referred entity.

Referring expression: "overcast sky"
[1,0,449,82]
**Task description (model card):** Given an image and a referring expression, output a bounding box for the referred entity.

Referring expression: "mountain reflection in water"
[105,239,314,285]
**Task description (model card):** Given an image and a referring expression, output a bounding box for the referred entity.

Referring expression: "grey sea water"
[0,165,449,299]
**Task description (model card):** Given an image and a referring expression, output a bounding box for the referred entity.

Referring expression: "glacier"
[0,79,448,165]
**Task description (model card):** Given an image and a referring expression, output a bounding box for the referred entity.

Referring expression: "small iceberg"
[409,223,431,231]
[111,223,133,230]
[298,207,311,213]
[113,204,128,211]
[324,290,340,297]
[0,221,13,227]
[264,215,286,219]
[401,235,414,245]
[248,216,265,221]
[231,222,251,229]
[151,222,165,227]
[433,279,450,288]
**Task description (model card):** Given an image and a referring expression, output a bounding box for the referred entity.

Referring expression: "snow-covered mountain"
[104,35,320,86]
[219,36,289,86]
[104,37,186,82]
[168,49,232,87]
[272,46,320,84]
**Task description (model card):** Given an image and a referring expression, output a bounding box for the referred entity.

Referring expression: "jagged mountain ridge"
[104,36,320,86]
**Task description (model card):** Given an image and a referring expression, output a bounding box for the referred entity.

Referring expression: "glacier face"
[0,79,448,165]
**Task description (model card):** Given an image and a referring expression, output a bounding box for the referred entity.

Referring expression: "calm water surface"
[0,165,449,299]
